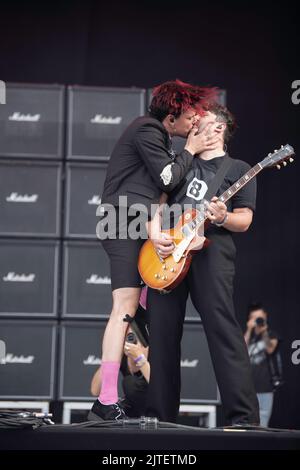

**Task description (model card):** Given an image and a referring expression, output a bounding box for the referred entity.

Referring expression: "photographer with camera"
[90,301,149,419]
[244,302,281,427]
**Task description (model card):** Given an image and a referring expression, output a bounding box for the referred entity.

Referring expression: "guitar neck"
[218,163,263,204]
[192,162,263,230]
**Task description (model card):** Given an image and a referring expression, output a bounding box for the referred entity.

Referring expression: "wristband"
[212,213,228,227]
[134,354,145,364]
[136,358,147,368]
[134,354,147,368]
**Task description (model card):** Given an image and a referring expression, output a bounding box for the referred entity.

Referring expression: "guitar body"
[138,208,210,291]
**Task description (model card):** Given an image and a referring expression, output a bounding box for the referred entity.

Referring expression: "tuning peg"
[281,145,284,149]
[276,164,281,170]
[289,158,294,163]
[283,161,287,167]
[274,149,278,153]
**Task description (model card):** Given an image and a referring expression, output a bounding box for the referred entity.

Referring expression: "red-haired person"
[90,80,217,421]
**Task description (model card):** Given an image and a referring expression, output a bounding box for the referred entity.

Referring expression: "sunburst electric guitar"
[138,144,295,291]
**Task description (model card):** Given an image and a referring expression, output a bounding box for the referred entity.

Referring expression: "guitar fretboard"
[186,163,263,233]
[218,163,262,204]
[180,143,293,243]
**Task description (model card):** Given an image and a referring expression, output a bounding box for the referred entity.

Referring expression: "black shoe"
[88,399,126,421]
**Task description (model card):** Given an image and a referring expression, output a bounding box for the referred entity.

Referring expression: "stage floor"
[1,422,300,451]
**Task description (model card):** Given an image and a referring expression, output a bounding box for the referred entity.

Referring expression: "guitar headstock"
[260,144,295,169]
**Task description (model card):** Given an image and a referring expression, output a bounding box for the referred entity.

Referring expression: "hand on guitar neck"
[205,196,228,225]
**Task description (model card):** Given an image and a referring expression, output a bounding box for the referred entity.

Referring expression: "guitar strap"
[169,154,233,205]
[204,154,234,201]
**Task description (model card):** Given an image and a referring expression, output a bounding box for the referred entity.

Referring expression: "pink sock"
[98,361,120,405]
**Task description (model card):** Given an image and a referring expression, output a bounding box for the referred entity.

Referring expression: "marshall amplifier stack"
[0,83,65,400]
[0,82,219,407]
[0,83,147,402]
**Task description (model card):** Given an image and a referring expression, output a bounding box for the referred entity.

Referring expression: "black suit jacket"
[101,116,193,214]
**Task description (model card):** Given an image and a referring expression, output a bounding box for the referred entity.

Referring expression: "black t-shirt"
[162,153,256,231]
[248,330,280,393]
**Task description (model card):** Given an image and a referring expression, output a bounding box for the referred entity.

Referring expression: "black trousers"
[122,374,148,417]
[145,231,260,425]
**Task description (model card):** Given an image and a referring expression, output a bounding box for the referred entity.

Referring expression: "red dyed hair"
[149,79,217,121]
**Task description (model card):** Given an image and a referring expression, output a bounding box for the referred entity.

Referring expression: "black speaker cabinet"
[0,83,65,159]
[62,241,112,319]
[67,86,146,160]
[0,160,62,237]
[0,239,60,317]
[185,295,201,322]
[64,162,107,238]
[181,323,219,403]
[0,320,57,399]
[58,321,123,400]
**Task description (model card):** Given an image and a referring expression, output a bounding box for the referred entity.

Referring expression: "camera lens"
[126,332,137,344]
[255,317,265,326]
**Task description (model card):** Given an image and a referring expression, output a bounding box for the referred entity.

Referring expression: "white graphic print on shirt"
[186,177,208,201]
[248,340,266,365]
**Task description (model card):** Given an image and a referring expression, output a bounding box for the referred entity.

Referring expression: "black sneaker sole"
[87,410,104,421]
